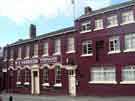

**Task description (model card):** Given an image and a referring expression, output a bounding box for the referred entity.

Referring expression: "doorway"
[31,67,40,95]
[68,70,76,96]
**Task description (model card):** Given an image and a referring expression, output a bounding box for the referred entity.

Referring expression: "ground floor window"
[24,68,30,86]
[43,67,48,83]
[90,65,116,84]
[42,67,49,87]
[122,65,135,82]
[16,69,22,86]
[54,65,62,87]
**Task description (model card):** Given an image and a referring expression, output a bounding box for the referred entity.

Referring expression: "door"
[32,70,40,95]
[68,70,76,96]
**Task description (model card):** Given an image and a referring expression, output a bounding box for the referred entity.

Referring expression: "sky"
[0,0,130,47]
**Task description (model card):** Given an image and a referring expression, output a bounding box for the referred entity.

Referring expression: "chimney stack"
[29,24,36,39]
[84,6,92,15]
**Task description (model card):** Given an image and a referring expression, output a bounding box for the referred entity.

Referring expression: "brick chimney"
[29,24,36,39]
[84,6,92,15]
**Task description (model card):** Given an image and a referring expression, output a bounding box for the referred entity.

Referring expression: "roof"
[78,0,134,20]
[7,26,75,47]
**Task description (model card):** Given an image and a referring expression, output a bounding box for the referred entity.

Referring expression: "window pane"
[122,66,135,81]
[91,66,115,81]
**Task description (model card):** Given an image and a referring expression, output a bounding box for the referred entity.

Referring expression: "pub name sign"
[15,56,60,66]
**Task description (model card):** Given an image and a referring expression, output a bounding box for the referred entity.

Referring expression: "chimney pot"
[85,6,92,15]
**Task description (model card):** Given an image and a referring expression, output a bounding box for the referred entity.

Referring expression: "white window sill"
[81,54,93,57]
[120,81,135,84]
[24,82,30,85]
[94,28,103,31]
[42,54,49,57]
[9,58,14,61]
[124,49,135,53]
[108,50,121,54]
[16,82,21,85]
[120,21,135,26]
[80,30,91,34]
[32,55,38,58]
[53,83,62,87]
[89,81,117,84]
[53,53,61,56]
[66,50,76,54]
[4,58,7,61]
[24,57,30,59]
[42,83,50,87]
[107,24,118,28]
[16,58,22,60]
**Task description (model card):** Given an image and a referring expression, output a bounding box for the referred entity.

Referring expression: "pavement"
[1,93,135,101]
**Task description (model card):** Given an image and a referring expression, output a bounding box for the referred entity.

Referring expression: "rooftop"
[78,0,134,20]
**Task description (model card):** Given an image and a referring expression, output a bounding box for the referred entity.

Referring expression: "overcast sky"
[0,0,130,47]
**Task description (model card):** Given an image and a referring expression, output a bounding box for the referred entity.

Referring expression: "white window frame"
[10,49,14,60]
[33,44,38,57]
[42,67,49,87]
[25,46,30,59]
[94,19,103,31]
[4,49,7,61]
[54,66,62,87]
[42,42,48,56]
[81,40,93,56]
[67,36,75,53]
[107,15,118,28]
[89,66,116,84]
[108,36,120,54]
[53,39,61,55]
[80,21,91,33]
[124,33,135,52]
[121,11,135,25]
[24,69,30,85]
[17,47,22,60]
[16,69,22,85]
[120,65,135,84]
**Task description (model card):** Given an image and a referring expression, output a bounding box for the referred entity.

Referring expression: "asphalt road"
[1,93,135,101]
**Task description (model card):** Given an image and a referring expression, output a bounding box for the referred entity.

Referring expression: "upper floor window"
[121,11,134,25]
[82,40,93,56]
[25,46,30,58]
[54,39,61,55]
[124,33,135,52]
[107,15,118,28]
[121,65,135,84]
[4,49,7,60]
[10,49,14,59]
[33,44,38,57]
[81,21,91,33]
[18,47,22,59]
[94,19,103,30]
[90,66,116,84]
[109,36,120,54]
[43,42,48,56]
[67,36,75,53]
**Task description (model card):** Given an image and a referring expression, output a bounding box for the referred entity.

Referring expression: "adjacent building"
[0,47,7,92]
[4,0,135,96]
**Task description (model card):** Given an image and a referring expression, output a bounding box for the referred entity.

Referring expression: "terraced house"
[4,0,135,96]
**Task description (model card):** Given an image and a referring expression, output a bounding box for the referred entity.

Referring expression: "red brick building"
[4,0,135,96]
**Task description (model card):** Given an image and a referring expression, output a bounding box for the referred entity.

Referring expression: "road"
[1,93,135,101]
